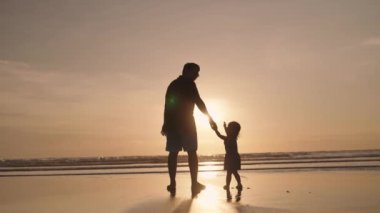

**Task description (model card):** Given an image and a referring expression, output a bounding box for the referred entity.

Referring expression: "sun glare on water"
[200,164,219,179]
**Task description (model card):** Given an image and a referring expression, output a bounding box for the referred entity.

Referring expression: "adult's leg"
[187,150,198,185]
[168,151,179,186]
[188,150,205,197]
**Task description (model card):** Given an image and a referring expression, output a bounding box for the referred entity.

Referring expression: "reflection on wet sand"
[126,185,288,213]
[2,171,376,212]
[226,188,242,202]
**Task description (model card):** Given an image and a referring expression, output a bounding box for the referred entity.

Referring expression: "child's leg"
[232,171,242,187]
[225,170,232,189]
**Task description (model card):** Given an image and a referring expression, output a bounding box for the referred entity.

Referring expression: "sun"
[194,99,226,129]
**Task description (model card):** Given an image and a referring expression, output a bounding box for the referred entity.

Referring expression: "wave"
[1,149,379,177]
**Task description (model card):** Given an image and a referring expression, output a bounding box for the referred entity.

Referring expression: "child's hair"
[227,121,241,139]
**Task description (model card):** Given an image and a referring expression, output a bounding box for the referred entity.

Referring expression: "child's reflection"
[226,188,243,202]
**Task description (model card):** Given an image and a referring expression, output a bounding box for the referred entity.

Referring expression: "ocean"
[1,150,379,177]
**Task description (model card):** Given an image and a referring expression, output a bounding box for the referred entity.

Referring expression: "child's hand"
[209,118,217,130]
[211,123,218,131]
[223,122,227,129]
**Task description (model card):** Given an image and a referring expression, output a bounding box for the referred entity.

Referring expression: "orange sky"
[0,1,379,158]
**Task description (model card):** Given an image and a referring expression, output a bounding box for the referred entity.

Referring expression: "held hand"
[211,123,218,131]
[161,124,167,136]
[209,118,217,130]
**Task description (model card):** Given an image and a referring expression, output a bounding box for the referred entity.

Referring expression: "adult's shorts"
[166,130,198,152]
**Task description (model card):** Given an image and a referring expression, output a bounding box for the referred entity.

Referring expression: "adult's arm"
[193,84,209,114]
[193,84,216,128]
[161,86,171,136]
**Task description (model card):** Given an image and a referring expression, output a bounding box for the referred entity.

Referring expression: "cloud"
[361,37,380,47]
[0,59,87,103]
[1,62,51,84]
[0,59,30,68]
[0,59,154,106]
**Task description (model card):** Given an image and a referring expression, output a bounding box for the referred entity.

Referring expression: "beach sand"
[1,170,379,213]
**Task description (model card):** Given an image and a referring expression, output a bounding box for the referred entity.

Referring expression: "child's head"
[226,121,241,139]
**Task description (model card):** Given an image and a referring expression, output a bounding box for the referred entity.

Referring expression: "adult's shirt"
[163,75,207,134]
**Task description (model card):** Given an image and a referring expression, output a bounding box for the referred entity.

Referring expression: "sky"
[1,0,379,159]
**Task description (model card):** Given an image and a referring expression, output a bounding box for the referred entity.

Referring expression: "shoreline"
[1,165,380,178]
[2,149,379,166]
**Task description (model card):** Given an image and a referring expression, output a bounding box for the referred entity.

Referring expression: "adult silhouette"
[161,62,216,197]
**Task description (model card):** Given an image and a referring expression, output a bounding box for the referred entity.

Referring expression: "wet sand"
[1,170,379,212]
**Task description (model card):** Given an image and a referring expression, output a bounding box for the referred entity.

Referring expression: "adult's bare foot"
[191,182,206,198]
[167,184,176,197]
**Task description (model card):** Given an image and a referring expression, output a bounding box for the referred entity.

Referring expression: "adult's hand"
[209,118,217,130]
[161,124,167,136]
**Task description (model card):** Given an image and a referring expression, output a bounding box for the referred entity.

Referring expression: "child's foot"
[235,194,241,202]
[167,184,176,196]
[226,192,232,200]
[225,187,232,200]
[236,184,243,191]
[223,185,230,190]
[191,182,206,197]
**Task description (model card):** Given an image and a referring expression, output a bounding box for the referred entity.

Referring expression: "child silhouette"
[213,121,243,190]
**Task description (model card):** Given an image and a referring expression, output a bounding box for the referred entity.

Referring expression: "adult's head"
[182,62,200,81]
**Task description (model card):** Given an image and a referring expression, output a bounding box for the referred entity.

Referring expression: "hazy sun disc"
[194,99,226,128]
